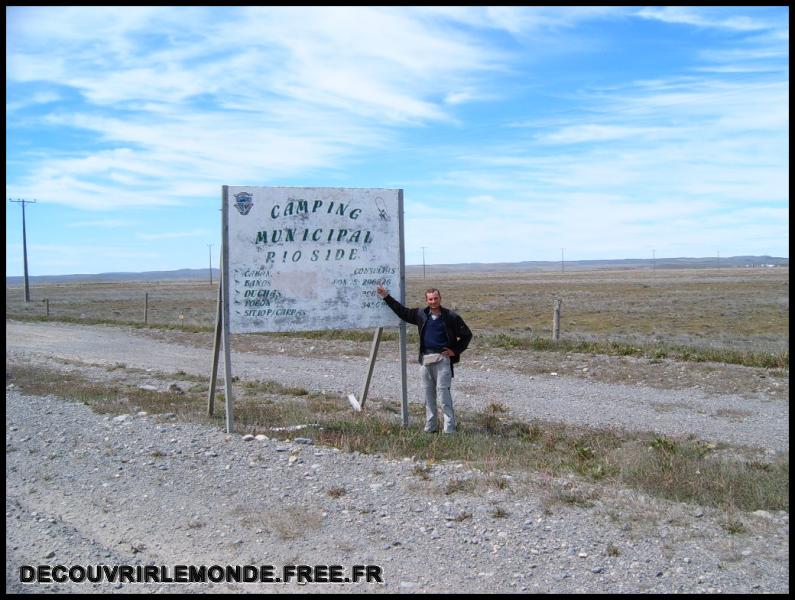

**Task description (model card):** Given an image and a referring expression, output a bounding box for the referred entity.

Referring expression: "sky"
[6,6,789,276]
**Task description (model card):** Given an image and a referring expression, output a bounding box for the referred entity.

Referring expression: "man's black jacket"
[382,294,473,376]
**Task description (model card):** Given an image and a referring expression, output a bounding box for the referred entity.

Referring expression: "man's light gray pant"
[420,356,455,433]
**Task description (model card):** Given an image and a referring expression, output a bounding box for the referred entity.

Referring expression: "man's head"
[424,288,441,311]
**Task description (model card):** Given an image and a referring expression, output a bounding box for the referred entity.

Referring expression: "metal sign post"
[221,186,235,433]
[397,189,409,426]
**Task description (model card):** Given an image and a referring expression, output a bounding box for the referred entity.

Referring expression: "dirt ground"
[5,320,789,456]
[4,319,790,594]
[137,326,789,401]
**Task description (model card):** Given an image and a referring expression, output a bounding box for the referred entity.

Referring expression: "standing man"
[376,285,473,433]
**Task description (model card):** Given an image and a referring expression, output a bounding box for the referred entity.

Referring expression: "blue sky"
[6,6,789,276]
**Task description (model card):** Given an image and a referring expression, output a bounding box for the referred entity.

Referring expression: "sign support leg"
[399,321,409,427]
[221,186,235,433]
[348,327,383,411]
[207,280,222,416]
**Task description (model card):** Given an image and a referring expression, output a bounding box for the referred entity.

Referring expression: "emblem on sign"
[233,192,254,215]
[374,196,390,221]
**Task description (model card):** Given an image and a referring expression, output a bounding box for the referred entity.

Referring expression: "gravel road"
[5,320,790,593]
[5,321,789,452]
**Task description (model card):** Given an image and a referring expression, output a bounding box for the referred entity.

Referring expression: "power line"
[208,244,214,285]
[9,198,36,303]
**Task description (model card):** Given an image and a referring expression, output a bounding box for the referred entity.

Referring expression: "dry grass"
[6,266,788,367]
[420,268,788,350]
[6,280,218,330]
[326,486,347,498]
[263,506,324,540]
[7,363,788,513]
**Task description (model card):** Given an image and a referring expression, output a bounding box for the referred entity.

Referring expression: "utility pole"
[208,244,213,285]
[9,198,36,303]
[421,246,427,280]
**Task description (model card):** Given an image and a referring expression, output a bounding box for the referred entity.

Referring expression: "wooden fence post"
[144,292,149,325]
[552,299,562,341]
[45,298,49,318]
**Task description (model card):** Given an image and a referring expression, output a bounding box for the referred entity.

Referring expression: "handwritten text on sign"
[226,187,402,333]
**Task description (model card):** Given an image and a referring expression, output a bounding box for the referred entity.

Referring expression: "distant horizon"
[6,254,788,281]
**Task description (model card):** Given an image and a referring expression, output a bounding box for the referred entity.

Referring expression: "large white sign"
[224,186,403,333]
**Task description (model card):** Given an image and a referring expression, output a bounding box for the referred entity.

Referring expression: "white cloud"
[15,243,160,271]
[415,60,788,261]
[7,6,518,210]
[66,219,130,228]
[6,90,62,113]
[404,191,789,263]
[8,7,504,122]
[136,230,209,241]
[444,91,475,105]
[537,124,671,145]
[9,107,385,209]
[418,6,626,34]
[635,7,774,32]
[465,194,498,206]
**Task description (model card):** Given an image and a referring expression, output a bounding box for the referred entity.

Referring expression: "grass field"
[6,266,789,366]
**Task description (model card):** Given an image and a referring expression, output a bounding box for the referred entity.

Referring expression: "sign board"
[224,186,403,333]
